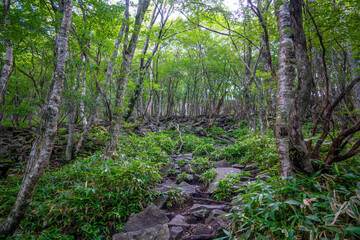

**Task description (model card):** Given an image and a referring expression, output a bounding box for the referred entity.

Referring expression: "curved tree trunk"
[0,0,73,236]
[0,40,13,102]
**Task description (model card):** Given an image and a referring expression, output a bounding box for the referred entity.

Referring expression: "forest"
[0,0,359,239]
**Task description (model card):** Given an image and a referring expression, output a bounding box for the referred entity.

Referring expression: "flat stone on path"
[207,167,242,192]
[190,204,226,212]
[123,203,169,232]
[168,215,191,228]
[232,164,245,169]
[213,160,232,168]
[170,153,193,161]
[170,226,183,240]
[194,224,213,235]
[177,181,199,195]
[112,224,170,240]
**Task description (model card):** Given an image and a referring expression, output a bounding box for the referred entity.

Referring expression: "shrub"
[227,164,360,239]
[200,169,217,186]
[0,153,161,239]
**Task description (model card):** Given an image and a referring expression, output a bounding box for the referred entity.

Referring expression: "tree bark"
[0,40,13,102]
[0,0,72,236]
[104,0,151,158]
[275,0,313,177]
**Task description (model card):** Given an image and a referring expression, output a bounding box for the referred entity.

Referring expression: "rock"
[160,162,175,176]
[243,164,256,171]
[232,164,245,169]
[153,194,168,209]
[190,204,226,212]
[185,215,199,224]
[204,209,229,228]
[177,182,199,195]
[213,160,231,168]
[190,209,210,219]
[165,212,175,220]
[153,180,176,193]
[170,154,193,161]
[259,174,271,181]
[194,224,213,235]
[112,224,170,240]
[170,226,183,240]
[168,215,191,228]
[248,169,261,177]
[207,167,242,192]
[123,203,169,232]
[177,173,193,183]
[182,164,194,173]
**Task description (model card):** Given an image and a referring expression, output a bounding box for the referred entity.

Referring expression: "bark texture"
[0,40,13,101]
[0,0,73,236]
[104,0,151,158]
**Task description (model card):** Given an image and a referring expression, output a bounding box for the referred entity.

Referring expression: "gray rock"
[232,164,245,169]
[170,227,183,240]
[181,164,194,173]
[153,180,176,193]
[153,194,168,209]
[243,164,256,171]
[112,224,170,240]
[170,154,193,161]
[177,182,199,195]
[190,209,210,219]
[207,167,242,192]
[194,224,213,235]
[204,209,229,228]
[213,160,232,168]
[168,215,191,228]
[190,204,226,212]
[248,169,261,177]
[123,203,169,232]
[259,174,271,181]
[160,162,175,176]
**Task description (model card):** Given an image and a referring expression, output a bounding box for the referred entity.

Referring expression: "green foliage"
[177,173,191,183]
[0,153,161,239]
[193,143,216,156]
[210,133,277,169]
[200,169,217,186]
[190,157,215,173]
[213,173,242,201]
[166,187,185,208]
[228,164,360,239]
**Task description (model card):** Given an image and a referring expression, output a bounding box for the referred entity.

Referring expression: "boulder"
[160,162,175,176]
[232,164,245,169]
[204,209,229,228]
[181,164,194,173]
[153,194,168,209]
[190,204,226,213]
[170,154,193,161]
[168,215,191,228]
[193,224,213,235]
[243,164,256,171]
[213,160,231,168]
[170,226,183,240]
[112,224,170,240]
[177,182,199,195]
[123,203,169,232]
[207,167,242,192]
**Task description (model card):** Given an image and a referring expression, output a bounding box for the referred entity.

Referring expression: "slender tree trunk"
[0,40,13,101]
[104,0,151,158]
[75,0,128,154]
[0,0,72,236]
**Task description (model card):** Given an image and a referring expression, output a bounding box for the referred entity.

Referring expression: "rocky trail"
[112,153,270,240]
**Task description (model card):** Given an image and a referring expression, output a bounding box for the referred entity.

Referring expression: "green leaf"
[284,200,302,205]
[346,226,360,235]
[306,215,321,222]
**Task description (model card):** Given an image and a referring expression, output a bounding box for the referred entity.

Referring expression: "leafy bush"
[0,153,161,239]
[227,164,360,239]
[213,173,242,201]
[166,187,185,208]
[200,169,217,186]
[193,143,216,156]
[190,157,215,173]
[177,173,191,183]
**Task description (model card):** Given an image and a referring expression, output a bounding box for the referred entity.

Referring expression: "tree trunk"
[0,40,13,101]
[275,0,314,177]
[0,0,72,235]
[104,0,151,158]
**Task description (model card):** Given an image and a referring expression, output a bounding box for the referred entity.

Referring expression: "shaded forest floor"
[1,117,360,239]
